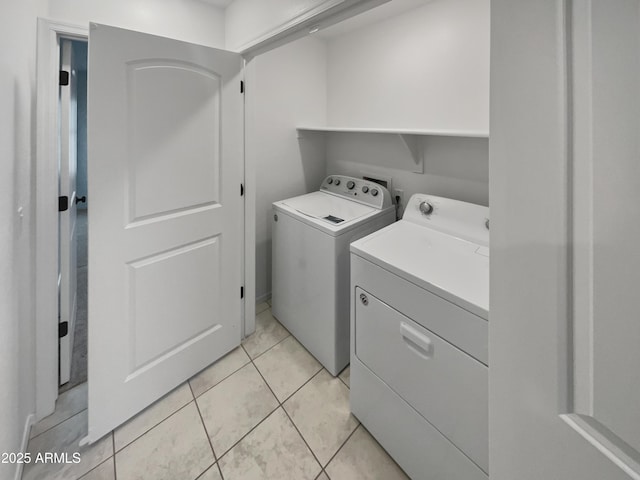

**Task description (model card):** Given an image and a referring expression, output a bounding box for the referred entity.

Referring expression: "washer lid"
[351,220,489,319]
[281,191,377,224]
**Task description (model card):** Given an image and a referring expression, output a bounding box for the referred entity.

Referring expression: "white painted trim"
[562,414,640,480]
[13,413,35,480]
[243,58,257,337]
[296,126,490,138]
[236,0,344,53]
[35,18,88,422]
[238,0,389,57]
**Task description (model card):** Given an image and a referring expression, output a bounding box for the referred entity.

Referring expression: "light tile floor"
[22,303,408,480]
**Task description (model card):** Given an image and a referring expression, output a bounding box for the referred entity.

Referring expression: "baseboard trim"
[14,413,35,480]
[256,292,272,305]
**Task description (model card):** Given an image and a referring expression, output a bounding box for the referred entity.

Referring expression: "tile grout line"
[244,330,291,363]
[194,463,221,480]
[190,351,280,465]
[189,379,222,479]
[30,406,88,441]
[216,462,225,480]
[201,343,283,461]
[191,354,254,400]
[112,433,117,480]
[242,342,326,473]
[280,403,325,473]
[322,423,362,474]
[281,373,359,472]
[73,457,112,480]
[244,311,356,474]
[191,329,294,402]
[242,344,324,407]
[168,336,311,471]
[216,402,281,462]
[113,399,193,454]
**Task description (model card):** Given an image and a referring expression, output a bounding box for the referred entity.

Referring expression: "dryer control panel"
[320,175,393,210]
[404,194,489,247]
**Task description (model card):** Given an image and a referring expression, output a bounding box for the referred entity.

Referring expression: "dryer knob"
[419,201,434,215]
[370,188,379,197]
[327,177,333,184]
[347,181,355,190]
[334,179,341,186]
[362,186,369,194]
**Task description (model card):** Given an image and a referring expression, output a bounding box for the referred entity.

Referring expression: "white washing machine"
[272,175,395,375]
[350,194,489,480]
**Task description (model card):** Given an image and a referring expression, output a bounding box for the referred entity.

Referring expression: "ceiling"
[198,0,433,26]
[317,0,432,38]
[198,0,234,9]
[195,0,431,33]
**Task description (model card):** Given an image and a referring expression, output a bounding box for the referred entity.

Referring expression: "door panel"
[490,1,639,478]
[572,0,640,458]
[59,39,78,386]
[87,24,243,442]
[127,60,222,220]
[127,237,221,371]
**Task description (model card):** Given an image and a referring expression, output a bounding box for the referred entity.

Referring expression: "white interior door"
[491,1,640,479]
[86,24,244,443]
[59,38,78,387]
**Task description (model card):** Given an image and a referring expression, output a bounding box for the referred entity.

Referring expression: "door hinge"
[240,184,244,196]
[59,196,69,212]
[59,321,69,338]
[59,70,69,86]
[241,286,244,299]
[240,80,244,94]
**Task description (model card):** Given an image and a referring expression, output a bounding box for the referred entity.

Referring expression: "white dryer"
[350,194,490,480]
[272,175,395,375]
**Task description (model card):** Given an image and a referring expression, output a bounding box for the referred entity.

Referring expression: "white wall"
[325,134,488,208]
[48,0,225,48]
[326,0,490,131]
[324,0,490,207]
[0,0,48,479]
[248,36,327,301]
[251,0,490,301]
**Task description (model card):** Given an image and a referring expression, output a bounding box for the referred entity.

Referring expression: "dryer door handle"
[400,322,433,360]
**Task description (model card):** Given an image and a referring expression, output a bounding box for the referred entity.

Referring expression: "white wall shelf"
[296,126,490,137]
[296,126,489,174]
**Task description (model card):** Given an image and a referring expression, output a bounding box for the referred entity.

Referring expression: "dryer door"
[355,287,488,473]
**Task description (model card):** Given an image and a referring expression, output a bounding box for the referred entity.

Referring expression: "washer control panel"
[321,175,392,209]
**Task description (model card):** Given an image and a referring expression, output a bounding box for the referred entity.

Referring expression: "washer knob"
[347,181,355,190]
[327,177,333,185]
[334,179,341,186]
[362,186,369,194]
[419,201,434,215]
[370,188,379,197]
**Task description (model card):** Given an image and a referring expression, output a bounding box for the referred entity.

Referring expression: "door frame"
[34,18,256,421]
[35,18,88,421]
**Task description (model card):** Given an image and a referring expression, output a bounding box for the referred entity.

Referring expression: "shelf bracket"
[399,134,424,173]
